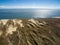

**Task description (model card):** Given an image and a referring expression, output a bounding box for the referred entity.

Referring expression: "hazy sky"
[0,0,60,9]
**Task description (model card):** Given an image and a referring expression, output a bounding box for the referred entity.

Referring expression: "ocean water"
[0,9,60,19]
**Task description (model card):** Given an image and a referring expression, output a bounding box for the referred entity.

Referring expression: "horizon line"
[0,6,60,9]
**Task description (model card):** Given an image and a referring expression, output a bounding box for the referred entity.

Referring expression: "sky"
[0,0,60,9]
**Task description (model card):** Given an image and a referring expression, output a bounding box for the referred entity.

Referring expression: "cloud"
[0,6,39,9]
[0,5,60,9]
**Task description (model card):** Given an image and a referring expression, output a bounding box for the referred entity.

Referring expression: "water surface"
[0,9,60,19]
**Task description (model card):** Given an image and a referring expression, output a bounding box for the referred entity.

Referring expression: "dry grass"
[0,18,60,45]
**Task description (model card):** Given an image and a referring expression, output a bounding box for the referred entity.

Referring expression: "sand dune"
[0,18,60,45]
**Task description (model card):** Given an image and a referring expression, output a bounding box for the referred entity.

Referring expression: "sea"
[0,9,60,19]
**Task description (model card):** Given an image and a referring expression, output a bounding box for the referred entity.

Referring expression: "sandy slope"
[0,18,60,45]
